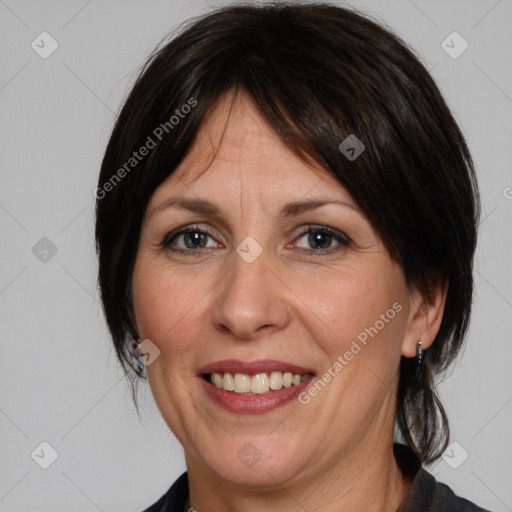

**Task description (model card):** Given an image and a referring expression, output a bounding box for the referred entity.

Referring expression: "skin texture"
[132,91,447,512]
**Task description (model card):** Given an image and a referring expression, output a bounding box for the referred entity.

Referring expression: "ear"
[401,277,448,358]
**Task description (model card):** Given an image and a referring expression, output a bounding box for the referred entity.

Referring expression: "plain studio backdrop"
[1,0,511,511]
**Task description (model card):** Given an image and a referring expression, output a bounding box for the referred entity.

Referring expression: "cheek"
[132,256,209,348]
[290,261,407,361]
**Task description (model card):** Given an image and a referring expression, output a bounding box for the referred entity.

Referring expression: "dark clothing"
[143,443,490,511]
[393,444,490,512]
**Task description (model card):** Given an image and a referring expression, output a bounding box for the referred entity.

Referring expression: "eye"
[161,224,351,256]
[292,225,351,253]
[162,225,220,254]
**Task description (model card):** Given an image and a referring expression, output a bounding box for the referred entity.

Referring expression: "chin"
[196,436,310,489]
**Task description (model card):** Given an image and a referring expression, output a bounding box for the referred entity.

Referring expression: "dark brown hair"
[95,1,480,463]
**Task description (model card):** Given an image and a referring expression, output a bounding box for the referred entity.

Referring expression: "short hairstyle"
[95,1,480,463]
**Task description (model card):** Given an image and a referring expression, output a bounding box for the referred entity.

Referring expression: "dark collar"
[394,443,489,511]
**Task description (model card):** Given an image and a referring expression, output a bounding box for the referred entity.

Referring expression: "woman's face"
[133,92,415,487]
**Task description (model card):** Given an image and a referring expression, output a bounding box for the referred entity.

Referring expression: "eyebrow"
[148,197,359,220]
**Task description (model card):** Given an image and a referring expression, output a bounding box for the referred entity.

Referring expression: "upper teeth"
[208,371,313,394]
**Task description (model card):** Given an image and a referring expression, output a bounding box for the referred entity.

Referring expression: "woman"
[95,2,489,510]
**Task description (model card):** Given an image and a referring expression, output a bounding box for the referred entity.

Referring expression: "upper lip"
[197,359,316,376]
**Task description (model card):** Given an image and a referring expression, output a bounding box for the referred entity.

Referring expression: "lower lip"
[199,376,314,414]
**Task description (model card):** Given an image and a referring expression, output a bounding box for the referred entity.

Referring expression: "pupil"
[185,231,206,248]
[309,231,331,249]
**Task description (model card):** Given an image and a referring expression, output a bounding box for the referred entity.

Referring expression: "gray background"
[1,0,511,510]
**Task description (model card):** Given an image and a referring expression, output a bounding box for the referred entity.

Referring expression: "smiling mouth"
[202,371,315,395]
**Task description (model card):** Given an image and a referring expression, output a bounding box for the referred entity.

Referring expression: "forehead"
[149,91,352,207]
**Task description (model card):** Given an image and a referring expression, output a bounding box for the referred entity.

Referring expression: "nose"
[211,248,291,341]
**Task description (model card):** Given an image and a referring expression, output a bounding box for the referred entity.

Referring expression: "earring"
[133,340,147,378]
[416,340,423,364]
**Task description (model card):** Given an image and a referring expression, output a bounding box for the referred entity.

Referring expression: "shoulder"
[394,443,491,512]
[140,471,188,512]
[429,476,491,511]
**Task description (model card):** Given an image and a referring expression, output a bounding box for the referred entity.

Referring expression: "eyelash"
[161,224,351,256]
